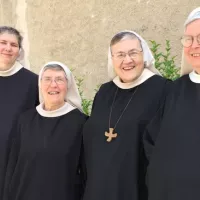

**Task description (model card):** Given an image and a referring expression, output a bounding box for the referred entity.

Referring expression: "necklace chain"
[108,86,138,130]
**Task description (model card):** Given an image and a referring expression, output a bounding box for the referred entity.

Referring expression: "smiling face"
[184,19,200,73]
[40,68,67,111]
[111,38,144,83]
[0,32,20,70]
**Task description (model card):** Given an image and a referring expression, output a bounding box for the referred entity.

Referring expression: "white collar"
[36,102,76,117]
[113,68,155,89]
[39,61,83,112]
[0,61,23,77]
[189,70,200,83]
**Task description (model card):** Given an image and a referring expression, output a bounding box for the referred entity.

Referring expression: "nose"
[49,79,57,87]
[5,44,12,51]
[123,54,132,63]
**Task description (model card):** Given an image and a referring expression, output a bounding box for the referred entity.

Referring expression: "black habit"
[0,68,38,198]
[4,108,87,200]
[144,75,200,200]
[82,75,169,200]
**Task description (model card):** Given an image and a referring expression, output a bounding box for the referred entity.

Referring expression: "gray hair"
[42,64,67,79]
[110,31,142,50]
[0,26,23,48]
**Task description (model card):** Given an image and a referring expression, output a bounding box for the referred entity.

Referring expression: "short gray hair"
[41,64,67,79]
[110,31,142,49]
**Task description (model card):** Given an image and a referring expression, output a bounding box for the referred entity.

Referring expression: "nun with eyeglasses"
[82,31,170,200]
[144,7,200,200]
[3,61,87,200]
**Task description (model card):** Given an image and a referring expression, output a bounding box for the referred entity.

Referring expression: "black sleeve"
[32,75,39,106]
[91,85,102,113]
[138,143,148,200]
[138,80,172,200]
[143,80,172,162]
[35,86,39,106]
[75,115,88,200]
[77,140,87,200]
[26,70,39,108]
[3,119,21,200]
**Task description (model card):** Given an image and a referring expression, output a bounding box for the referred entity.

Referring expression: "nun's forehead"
[110,38,142,52]
[43,64,65,72]
[184,18,200,35]
[111,32,141,46]
[42,64,66,75]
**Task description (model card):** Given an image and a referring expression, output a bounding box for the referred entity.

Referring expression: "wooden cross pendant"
[105,128,117,142]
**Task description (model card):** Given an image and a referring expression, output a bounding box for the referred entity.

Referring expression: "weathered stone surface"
[0,0,199,97]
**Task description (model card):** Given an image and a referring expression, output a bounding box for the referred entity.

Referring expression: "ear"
[38,80,42,89]
[144,61,147,68]
[17,47,24,61]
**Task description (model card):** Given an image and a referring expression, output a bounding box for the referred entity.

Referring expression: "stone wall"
[0,0,199,97]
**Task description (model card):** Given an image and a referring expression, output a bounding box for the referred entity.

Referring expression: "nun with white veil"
[144,7,200,200]
[82,30,169,200]
[3,61,87,200]
[0,26,38,200]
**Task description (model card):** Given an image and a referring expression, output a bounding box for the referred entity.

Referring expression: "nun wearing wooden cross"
[82,30,170,200]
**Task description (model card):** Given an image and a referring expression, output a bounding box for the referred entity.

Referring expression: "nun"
[3,61,87,200]
[82,31,170,200]
[144,7,200,200]
[0,26,38,199]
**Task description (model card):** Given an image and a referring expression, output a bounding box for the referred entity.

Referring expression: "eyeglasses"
[41,77,66,85]
[112,49,143,61]
[181,34,200,47]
